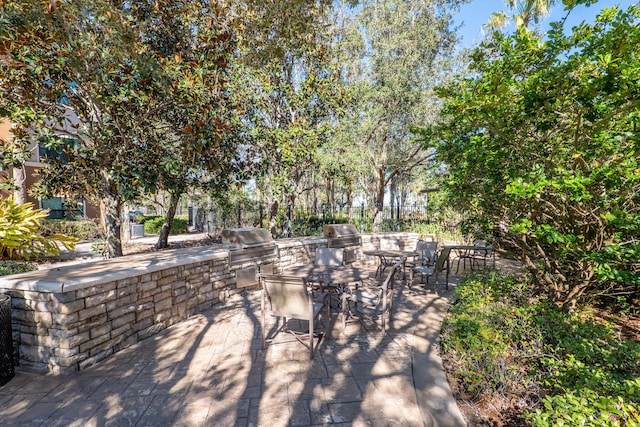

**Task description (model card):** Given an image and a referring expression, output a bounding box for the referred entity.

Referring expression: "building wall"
[0,118,100,220]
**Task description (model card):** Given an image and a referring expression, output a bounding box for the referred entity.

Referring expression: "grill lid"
[221,227,274,249]
[323,224,359,238]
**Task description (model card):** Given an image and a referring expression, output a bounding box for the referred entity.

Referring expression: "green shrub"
[143,216,188,235]
[90,238,108,259]
[40,219,100,241]
[409,222,464,243]
[441,271,640,424]
[0,197,77,260]
[0,260,37,276]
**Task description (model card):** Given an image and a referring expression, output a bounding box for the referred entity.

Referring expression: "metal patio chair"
[261,274,330,359]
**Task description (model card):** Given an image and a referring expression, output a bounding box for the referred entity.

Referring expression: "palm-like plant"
[486,0,556,31]
[0,197,77,260]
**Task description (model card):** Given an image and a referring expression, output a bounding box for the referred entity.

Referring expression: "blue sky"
[454,0,638,49]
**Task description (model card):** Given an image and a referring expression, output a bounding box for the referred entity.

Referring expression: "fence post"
[322,204,326,226]
[396,196,401,231]
[360,204,365,233]
[286,203,292,237]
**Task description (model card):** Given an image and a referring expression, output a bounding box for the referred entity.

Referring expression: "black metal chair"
[411,247,451,291]
[341,262,400,332]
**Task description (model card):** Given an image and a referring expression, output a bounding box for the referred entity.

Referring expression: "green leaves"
[0,196,77,260]
[424,3,640,307]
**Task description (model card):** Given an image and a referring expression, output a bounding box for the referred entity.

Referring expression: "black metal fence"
[192,202,456,237]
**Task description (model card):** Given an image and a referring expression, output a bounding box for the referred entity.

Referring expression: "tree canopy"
[422,3,640,308]
[0,0,241,256]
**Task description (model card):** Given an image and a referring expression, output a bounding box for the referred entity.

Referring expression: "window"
[38,136,79,163]
[41,196,85,220]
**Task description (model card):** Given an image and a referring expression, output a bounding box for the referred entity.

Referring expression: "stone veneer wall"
[0,249,233,374]
[0,231,418,375]
[273,237,327,272]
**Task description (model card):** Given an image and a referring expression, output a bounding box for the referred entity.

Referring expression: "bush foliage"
[40,219,100,241]
[0,197,77,260]
[0,260,37,276]
[441,272,640,425]
[424,4,640,308]
[141,215,188,235]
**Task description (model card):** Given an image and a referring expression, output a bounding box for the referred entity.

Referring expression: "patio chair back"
[342,262,400,332]
[416,240,438,266]
[262,275,311,318]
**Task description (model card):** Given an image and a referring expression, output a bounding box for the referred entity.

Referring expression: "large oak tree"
[0,0,239,256]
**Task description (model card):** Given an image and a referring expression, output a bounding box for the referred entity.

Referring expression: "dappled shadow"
[0,268,471,426]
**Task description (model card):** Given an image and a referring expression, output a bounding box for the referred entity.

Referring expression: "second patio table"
[281,264,367,287]
[362,249,419,278]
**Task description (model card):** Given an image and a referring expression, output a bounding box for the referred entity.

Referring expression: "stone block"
[111,312,135,330]
[52,312,80,327]
[79,332,111,353]
[51,292,78,303]
[20,344,51,362]
[108,303,136,320]
[75,282,117,299]
[55,299,85,315]
[59,332,90,349]
[54,353,82,368]
[110,322,132,340]
[56,346,80,358]
[161,267,178,277]
[79,303,106,320]
[33,300,56,312]
[23,291,53,302]
[139,280,158,293]
[116,277,134,288]
[33,310,53,327]
[137,301,154,312]
[132,317,153,332]
[90,324,111,340]
[77,315,108,333]
[158,275,177,287]
[136,308,154,321]
[106,295,133,312]
[154,297,173,313]
[85,290,117,308]
[48,328,79,338]
[154,310,173,323]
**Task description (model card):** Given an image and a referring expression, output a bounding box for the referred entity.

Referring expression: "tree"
[487,0,557,31]
[422,3,640,308]
[0,1,237,256]
[333,0,464,230]
[237,0,348,216]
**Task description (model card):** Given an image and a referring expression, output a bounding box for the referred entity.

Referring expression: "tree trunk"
[156,190,181,249]
[103,190,123,258]
[373,168,386,232]
[326,176,333,214]
[12,167,27,204]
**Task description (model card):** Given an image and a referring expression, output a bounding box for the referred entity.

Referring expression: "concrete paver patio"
[0,277,467,426]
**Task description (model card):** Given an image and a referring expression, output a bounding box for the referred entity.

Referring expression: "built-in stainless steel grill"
[323,224,361,264]
[221,227,277,288]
